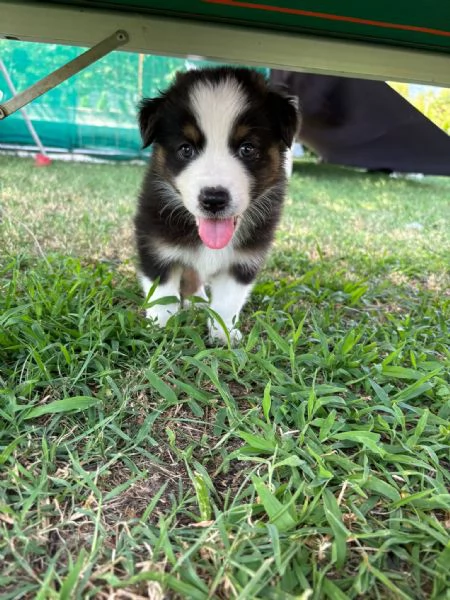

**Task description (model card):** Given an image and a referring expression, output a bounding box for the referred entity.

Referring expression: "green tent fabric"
[0,39,269,158]
[0,42,188,157]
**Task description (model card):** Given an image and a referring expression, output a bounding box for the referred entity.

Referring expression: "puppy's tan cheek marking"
[264,145,282,186]
[268,145,281,172]
[153,146,166,171]
[154,145,176,183]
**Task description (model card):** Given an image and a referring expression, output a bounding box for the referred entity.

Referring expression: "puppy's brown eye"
[238,142,258,160]
[178,143,196,160]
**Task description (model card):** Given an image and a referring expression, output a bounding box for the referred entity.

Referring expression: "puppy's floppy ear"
[138,96,164,148]
[266,90,300,148]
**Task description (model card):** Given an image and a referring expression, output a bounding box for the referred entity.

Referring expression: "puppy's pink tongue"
[198,218,235,249]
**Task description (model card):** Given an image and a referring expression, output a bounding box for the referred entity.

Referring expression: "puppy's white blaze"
[190,78,247,148]
[174,78,251,217]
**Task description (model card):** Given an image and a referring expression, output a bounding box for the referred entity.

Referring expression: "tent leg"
[0,29,128,119]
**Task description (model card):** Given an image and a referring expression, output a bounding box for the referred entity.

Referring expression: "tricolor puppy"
[135,67,298,343]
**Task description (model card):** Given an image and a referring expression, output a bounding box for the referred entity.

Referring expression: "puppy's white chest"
[190,246,235,279]
[158,242,235,279]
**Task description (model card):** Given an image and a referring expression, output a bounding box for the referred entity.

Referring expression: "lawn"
[0,155,449,599]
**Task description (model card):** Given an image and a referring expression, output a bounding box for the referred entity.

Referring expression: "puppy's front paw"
[146,303,179,327]
[208,320,242,346]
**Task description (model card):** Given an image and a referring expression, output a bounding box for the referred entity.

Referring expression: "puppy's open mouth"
[196,217,238,250]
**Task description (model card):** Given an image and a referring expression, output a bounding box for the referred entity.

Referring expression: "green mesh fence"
[0,40,268,159]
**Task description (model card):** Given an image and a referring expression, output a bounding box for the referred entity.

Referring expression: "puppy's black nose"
[199,187,230,214]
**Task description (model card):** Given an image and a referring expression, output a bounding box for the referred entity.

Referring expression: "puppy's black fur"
[135,67,298,290]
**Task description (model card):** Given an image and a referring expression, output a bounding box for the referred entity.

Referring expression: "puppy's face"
[139,68,298,249]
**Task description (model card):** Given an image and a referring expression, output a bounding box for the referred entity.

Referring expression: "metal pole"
[0,29,129,119]
[0,58,48,155]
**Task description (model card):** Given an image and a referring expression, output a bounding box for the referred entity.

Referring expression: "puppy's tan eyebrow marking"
[182,123,202,144]
[233,123,251,141]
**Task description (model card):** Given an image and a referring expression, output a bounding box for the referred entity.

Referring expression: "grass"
[0,155,449,599]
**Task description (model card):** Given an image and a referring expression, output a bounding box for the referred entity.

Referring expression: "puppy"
[134,67,298,343]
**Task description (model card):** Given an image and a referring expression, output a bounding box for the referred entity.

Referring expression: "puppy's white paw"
[146,303,179,327]
[208,320,242,346]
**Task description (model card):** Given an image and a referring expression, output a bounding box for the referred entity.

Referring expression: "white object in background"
[284,143,304,178]
[284,146,294,178]
[293,142,304,157]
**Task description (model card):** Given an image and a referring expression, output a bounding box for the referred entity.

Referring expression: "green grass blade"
[252,476,296,532]
[24,396,101,419]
